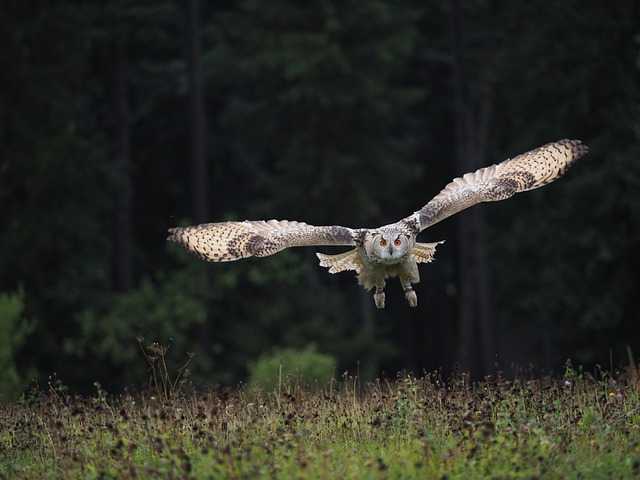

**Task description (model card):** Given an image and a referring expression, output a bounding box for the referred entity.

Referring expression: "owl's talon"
[374,291,385,309]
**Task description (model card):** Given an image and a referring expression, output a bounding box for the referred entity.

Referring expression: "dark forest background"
[1,0,639,393]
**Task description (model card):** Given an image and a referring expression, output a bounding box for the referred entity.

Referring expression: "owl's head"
[367,230,412,263]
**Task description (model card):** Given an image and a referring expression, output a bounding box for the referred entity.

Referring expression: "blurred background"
[1,0,639,394]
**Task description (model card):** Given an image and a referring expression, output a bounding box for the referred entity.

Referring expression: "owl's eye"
[379,238,387,247]
[394,238,401,247]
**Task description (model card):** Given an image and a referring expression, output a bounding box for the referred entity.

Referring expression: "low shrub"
[248,346,336,391]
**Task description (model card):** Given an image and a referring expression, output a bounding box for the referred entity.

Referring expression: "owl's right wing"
[404,139,588,232]
[168,220,359,262]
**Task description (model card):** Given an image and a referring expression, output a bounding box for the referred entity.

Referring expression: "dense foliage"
[0,291,30,400]
[1,1,639,391]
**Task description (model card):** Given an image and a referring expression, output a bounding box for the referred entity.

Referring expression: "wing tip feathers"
[167,227,182,243]
[558,138,589,160]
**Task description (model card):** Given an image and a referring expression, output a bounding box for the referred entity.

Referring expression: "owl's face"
[367,231,411,263]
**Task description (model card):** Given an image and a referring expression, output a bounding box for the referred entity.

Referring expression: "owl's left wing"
[400,139,588,232]
[168,220,358,262]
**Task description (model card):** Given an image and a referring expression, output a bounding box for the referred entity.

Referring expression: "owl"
[168,139,588,309]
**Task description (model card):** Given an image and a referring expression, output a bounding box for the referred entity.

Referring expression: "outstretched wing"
[168,220,358,262]
[407,139,588,231]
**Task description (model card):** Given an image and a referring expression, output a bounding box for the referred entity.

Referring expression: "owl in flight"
[169,139,588,309]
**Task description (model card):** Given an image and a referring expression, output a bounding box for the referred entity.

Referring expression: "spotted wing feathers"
[414,139,588,231]
[316,248,363,274]
[168,220,357,262]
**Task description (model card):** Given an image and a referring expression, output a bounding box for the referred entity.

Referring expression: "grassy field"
[2,369,640,479]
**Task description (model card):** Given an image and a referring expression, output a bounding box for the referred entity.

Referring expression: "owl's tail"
[316,248,363,274]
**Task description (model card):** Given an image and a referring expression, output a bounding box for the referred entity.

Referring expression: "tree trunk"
[186,0,208,223]
[112,37,133,292]
[450,0,495,377]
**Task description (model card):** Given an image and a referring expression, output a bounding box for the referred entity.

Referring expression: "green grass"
[2,371,640,479]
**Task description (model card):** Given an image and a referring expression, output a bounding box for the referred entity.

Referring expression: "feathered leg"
[400,277,418,307]
[373,282,386,309]
[399,260,420,308]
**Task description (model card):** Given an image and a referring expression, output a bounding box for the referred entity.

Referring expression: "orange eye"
[394,238,401,247]
[380,238,387,247]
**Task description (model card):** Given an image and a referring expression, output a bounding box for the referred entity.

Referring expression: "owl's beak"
[388,246,394,256]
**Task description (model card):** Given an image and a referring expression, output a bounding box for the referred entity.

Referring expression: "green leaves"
[0,290,32,399]
[66,259,209,387]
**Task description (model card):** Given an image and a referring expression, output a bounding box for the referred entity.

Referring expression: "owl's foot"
[374,287,385,309]
[404,286,418,308]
